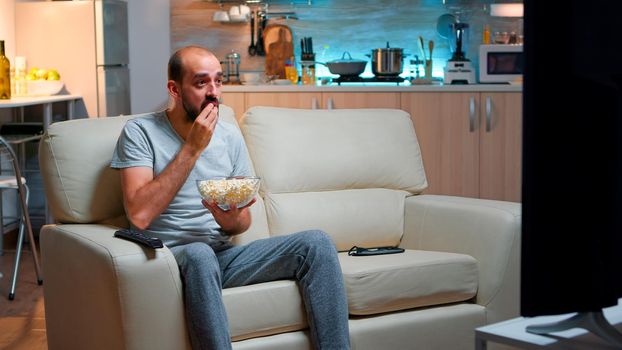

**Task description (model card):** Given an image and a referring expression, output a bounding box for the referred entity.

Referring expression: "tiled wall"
[172,0,522,78]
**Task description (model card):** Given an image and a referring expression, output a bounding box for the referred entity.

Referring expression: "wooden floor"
[0,232,47,350]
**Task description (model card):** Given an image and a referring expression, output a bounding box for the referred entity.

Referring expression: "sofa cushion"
[264,189,408,251]
[241,107,428,195]
[339,250,478,315]
[223,280,307,341]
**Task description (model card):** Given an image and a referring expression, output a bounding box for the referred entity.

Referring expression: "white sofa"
[38,105,521,350]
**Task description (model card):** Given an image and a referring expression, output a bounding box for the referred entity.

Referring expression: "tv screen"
[521,0,622,318]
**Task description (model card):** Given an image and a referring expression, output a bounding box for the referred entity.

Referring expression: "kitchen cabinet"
[321,92,400,109]
[226,92,318,122]
[224,91,401,122]
[221,92,246,122]
[245,92,319,109]
[223,92,320,123]
[401,92,522,202]
[479,92,522,202]
[401,92,480,198]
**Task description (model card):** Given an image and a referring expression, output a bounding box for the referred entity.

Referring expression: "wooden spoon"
[428,40,434,60]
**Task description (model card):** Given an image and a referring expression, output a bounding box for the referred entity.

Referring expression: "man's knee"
[176,242,219,273]
[298,230,337,253]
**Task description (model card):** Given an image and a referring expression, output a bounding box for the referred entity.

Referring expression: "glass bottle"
[285,56,299,84]
[483,24,491,45]
[0,40,11,99]
[10,65,15,97]
[13,56,27,97]
[301,63,315,85]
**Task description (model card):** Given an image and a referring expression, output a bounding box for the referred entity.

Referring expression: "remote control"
[114,228,163,249]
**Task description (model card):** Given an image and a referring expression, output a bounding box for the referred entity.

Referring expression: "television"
[521,0,622,344]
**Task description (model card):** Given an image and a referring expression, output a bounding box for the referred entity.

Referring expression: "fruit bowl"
[26,80,64,96]
[196,176,261,210]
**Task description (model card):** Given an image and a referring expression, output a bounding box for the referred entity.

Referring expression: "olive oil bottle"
[0,40,11,99]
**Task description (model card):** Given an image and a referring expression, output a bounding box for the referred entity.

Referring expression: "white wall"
[127,0,171,114]
[0,1,15,122]
[0,1,15,61]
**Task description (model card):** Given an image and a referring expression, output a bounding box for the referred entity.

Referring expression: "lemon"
[47,69,60,80]
[36,68,48,80]
[29,67,39,76]
[26,73,37,81]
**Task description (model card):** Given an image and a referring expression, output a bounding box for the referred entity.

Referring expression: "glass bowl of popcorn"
[196,176,261,210]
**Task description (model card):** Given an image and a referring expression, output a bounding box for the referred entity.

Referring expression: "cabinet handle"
[469,96,476,132]
[485,96,492,132]
[327,97,334,110]
[311,97,319,110]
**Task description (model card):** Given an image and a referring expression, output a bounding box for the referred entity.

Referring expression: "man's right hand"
[202,197,256,236]
[187,103,219,154]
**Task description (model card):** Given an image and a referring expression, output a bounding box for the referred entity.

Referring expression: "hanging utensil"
[248,11,257,56]
[418,36,426,61]
[256,12,267,56]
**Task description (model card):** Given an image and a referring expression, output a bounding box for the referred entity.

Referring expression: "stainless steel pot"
[368,43,406,76]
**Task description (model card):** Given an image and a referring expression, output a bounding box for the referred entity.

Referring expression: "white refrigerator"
[16,0,131,118]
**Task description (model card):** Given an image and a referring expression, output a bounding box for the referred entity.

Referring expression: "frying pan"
[316,52,367,77]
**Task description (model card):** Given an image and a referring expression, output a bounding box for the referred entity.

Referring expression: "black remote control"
[114,228,163,249]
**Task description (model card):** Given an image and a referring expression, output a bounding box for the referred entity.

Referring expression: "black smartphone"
[347,246,405,256]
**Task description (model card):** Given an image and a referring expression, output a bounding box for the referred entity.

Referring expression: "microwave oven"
[479,44,523,83]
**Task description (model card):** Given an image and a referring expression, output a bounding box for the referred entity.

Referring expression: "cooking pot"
[367,42,407,76]
[316,52,367,77]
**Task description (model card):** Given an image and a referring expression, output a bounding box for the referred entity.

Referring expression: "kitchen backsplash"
[171,0,522,78]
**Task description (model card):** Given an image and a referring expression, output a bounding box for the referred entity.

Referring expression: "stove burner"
[333,75,405,85]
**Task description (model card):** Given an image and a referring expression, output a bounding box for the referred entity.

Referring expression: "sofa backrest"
[39,105,270,239]
[240,107,428,250]
[39,113,137,226]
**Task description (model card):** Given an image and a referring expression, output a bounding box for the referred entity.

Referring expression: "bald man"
[110,46,350,350]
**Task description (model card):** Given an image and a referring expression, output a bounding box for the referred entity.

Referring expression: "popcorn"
[197,177,260,209]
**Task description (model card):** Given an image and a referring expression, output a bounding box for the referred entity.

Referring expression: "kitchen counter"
[0,94,82,130]
[0,94,82,108]
[223,82,522,93]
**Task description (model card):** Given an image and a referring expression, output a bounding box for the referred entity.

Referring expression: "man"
[110,46,350,350]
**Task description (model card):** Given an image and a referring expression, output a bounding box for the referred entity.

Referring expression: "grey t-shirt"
[110,111,252,249]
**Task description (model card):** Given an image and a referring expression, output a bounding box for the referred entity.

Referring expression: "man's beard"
[182,94,219,122]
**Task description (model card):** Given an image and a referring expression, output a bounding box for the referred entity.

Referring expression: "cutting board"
[264,24,293,79]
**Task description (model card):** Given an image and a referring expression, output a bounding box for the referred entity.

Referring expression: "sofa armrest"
[401,195,521,324]
[41,224,191,350]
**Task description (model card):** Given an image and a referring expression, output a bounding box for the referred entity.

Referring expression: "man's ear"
[167,80,180,99]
